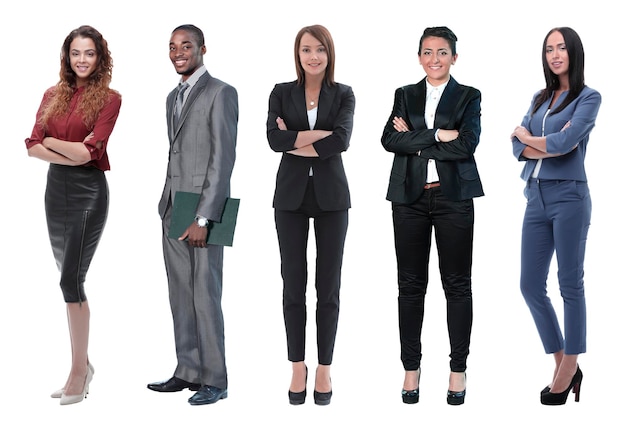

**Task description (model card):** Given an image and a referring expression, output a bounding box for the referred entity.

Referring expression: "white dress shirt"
[424,80,448,184]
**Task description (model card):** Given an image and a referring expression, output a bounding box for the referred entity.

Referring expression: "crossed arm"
[28,132,98,165]
[392,116,458,144]
[275,116,328,157]
[511,121,571,159]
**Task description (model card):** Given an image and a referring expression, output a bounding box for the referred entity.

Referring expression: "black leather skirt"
[45,164,109,303]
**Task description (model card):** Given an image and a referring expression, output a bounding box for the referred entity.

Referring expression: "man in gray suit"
[147,24,238,406]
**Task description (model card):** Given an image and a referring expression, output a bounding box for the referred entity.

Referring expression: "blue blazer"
[381,76,483,203]
[512,86,601,182]
[266,81,354,211]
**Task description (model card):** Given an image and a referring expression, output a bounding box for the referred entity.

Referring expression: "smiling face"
[69,37,98,87]
[545,31,569,79]
[298,32,328,79]
[169,29,205,80]
[419,36,457,86]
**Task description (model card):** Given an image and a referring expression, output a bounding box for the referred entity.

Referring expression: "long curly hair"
[39,25,116,129]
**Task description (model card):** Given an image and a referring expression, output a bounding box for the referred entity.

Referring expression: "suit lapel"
[407,79,427,130]
[316,83,335,129]
[167,90,177,142]
[172,72,211,141]
[289,84,309,129]
[434,77,459,130]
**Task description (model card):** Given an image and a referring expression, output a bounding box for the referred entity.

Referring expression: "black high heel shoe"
[314,376,332,406]
[313,389,332,406]
[401,368,421,404]
[288,366,307,405]
[447,372,466,406]
[540,366,582,405]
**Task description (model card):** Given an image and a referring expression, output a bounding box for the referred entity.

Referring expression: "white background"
[2,0,622,428]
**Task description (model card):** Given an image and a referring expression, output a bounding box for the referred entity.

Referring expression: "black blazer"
[267,80,354,211]
[381,76,484,203]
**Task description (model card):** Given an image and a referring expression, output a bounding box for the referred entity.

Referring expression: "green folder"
[168,192,240,246]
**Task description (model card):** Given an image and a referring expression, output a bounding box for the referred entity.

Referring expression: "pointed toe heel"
[60,365,94,406]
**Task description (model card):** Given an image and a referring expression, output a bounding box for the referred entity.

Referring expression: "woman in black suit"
[381,26,483,406]
[266,24,354,406]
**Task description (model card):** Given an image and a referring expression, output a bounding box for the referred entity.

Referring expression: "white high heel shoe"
[51,363,95,398]
[58,364,94,405]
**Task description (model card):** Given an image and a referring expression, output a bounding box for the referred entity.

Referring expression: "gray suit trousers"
[162,203,227,389]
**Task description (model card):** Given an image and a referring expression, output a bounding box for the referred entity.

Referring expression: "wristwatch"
[194,215,209,228]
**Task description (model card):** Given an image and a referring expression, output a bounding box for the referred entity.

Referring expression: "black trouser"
[392,188,474,372]
[275,179,348,365]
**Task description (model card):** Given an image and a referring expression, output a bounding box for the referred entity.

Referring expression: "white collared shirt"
[424,80,448,184]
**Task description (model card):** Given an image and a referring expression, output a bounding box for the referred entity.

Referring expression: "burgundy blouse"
[25,86,122,171]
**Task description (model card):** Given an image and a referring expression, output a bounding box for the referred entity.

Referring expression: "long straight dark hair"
[532,27,585,116]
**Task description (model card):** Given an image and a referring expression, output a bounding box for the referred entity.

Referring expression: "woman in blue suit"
[511,27,601,406]
[266,24,354,406]
[381,26,483,406]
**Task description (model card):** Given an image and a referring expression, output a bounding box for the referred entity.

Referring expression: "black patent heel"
[402,368,421,404]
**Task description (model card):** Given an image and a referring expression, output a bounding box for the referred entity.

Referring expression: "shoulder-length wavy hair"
[294,24,336,86]
[39,25,116,129]
[533,27,585,116]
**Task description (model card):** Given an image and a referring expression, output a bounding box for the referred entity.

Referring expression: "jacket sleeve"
[545,88,601,155]
[512,92,539,161]
[381,87,437,155]
[313,85,355,160]
[266,84,299,152]
[198,84,238,222]
[419,88,481,161]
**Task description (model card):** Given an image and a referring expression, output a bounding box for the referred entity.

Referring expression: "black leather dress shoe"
[147,376,201,392]
[188,385,228,405]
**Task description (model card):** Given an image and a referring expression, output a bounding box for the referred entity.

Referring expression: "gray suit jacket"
[158,70,238,388]
[159,71,238,222]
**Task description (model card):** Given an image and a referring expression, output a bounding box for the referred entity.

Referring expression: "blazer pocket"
[389,156,408,184]
[193,174,206,188]
[457,158,479,180]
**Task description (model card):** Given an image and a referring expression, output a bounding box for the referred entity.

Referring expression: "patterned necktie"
[174,82,189,124]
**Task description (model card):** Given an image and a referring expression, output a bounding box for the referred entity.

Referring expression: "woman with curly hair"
[25,25,121,405]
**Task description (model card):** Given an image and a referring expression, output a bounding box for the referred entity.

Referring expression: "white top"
[424,80,448,184]
[307,107,318,176]
[531,109,551,178]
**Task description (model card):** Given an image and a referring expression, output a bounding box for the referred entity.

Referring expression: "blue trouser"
[520,179,591,355]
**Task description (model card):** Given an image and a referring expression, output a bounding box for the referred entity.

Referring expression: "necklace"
[306,88,320,107]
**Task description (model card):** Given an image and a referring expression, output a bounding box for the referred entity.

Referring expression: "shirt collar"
[426,79,449,97]
[179,64,207,89]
